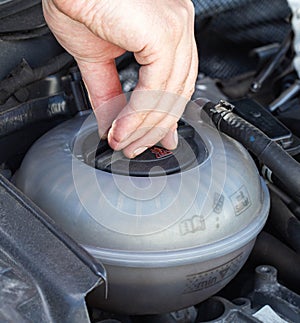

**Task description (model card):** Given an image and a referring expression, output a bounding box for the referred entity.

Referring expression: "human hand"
[42,0,198,158]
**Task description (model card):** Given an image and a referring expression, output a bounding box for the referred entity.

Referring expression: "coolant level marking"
[213,193,225,214]
[183,253,244,294]
[230,186,251,216]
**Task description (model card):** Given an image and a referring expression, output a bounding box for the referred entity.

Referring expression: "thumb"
[77,59,125,138]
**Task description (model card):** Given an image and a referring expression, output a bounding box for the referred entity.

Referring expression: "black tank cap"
[92,122,208,177]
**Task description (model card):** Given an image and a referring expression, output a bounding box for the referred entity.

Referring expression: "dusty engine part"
[196,265,299,322]
[90,265,300,322]
[0,174,104,323]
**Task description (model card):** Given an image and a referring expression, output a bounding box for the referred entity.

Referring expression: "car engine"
[0,0,299,322]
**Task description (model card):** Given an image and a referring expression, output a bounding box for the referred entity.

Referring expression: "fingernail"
[133,146,148,158]
[173,129,178,148]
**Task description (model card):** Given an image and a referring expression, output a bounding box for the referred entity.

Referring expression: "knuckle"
[187,87,195,98]
[166,3,194,40]
[185,1,195,15]
[178,2,194,21]
[176,86,185,96]
[182,81,196,99]
[178,4,190,20]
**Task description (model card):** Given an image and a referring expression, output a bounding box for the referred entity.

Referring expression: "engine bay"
[0,0,300,322]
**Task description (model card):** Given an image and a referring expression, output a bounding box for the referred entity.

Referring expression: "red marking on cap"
[150,147,173,159]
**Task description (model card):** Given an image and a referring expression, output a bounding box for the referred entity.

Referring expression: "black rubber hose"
[0,52,73,104]
[269,191,300,253]
[0,95,73,138]
[268,183,300,221]
[0,0,41,19]
[250,232,300,292]
[250,33,292,92]
[202,101,300,204]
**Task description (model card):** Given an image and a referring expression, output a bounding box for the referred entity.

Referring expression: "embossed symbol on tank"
[230,186,251,216]
[183,253,244,294]
[179,215,206,235]
[150,147,173,159]
[213,193,225,214]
